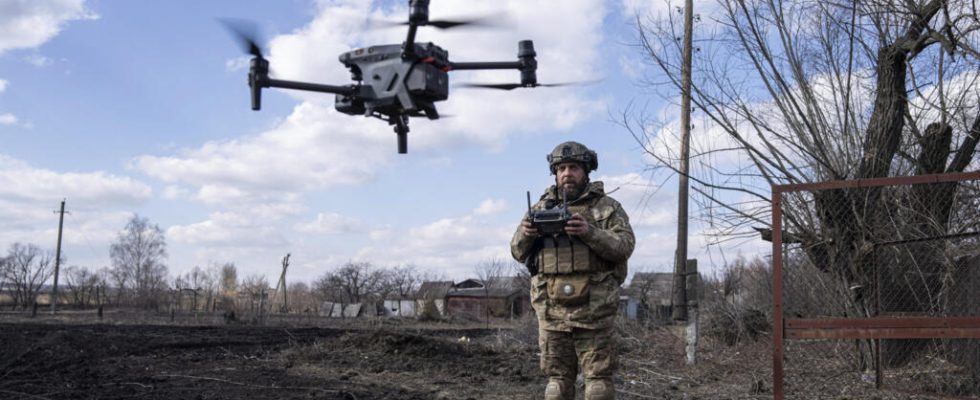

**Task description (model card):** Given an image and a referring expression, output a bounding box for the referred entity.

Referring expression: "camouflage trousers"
[538,327,617,400]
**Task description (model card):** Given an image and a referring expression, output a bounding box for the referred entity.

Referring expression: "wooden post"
[671,0,695,322]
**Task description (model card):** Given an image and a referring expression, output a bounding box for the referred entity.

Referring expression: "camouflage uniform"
[511,142,635,400]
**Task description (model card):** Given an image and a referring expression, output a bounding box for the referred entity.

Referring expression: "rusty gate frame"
[772,171,980,399]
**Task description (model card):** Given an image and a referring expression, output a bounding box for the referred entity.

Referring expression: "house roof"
[447,276,525,298]
[415,281,454,300]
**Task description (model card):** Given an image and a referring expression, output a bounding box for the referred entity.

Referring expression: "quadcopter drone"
[226,0,575,154]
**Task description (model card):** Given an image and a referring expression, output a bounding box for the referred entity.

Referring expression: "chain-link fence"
[772,172,980,399]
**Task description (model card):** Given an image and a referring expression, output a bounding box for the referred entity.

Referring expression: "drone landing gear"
[393,114,409,154]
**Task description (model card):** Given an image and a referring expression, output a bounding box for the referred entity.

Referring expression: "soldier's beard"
[559,179,588,200]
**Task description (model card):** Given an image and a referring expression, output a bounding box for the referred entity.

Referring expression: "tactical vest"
[537,203,606,274]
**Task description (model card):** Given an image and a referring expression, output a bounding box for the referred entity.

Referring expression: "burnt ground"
[0,312,975,399]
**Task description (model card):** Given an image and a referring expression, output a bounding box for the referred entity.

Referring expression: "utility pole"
[671,0,695,322]
[273,253,290,313]
[51,199,67,314]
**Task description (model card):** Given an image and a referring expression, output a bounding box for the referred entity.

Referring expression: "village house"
[624,272,675,321]
[445,277,529,321]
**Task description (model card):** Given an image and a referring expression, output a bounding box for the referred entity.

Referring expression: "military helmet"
[547,141,598,174]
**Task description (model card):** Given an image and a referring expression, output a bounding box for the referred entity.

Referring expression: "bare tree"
[109,215,168,308]
[386,264,422,299]
[0,243,54,310]
[93,267,110,306]
[174,266,211,311]
[629,0,980,366]
[217,262,238,311]
[0,254,9,303]
[476,257,508,322]
[316,261,384,304]
[239,274,269,314]
[286,282,317,313]
[64,265,100,307]
[476,257,506,290]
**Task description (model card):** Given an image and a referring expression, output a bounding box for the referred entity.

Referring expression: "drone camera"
[335,95,366,115]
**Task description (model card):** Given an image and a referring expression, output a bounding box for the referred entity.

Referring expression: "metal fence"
[772,172,980,399]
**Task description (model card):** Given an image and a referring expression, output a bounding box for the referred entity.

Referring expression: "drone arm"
[265,79,356,96]
[403,24,419,58]
[448,61,522,70]
[448,40,537,85]
[401,0,428,59]
[250,78,355,111]
[248,56,355,110]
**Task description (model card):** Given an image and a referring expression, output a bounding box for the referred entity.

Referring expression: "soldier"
[511,141,635,400]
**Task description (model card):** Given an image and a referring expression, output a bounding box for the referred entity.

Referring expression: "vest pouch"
[540,236,595,274]
[547,274,591,306]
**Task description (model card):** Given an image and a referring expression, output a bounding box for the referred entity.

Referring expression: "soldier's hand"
[565,213,592,239]
[521,219,539,237]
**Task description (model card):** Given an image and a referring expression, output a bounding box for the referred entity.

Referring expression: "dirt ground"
[0,311,973,399]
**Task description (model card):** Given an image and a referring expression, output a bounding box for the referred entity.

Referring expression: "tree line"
[0,214,467,313]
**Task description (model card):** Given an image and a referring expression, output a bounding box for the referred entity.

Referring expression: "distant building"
[415,281,454,318]
[625,272,676,321]
[319,301,376,318]
[382,298,416,317]
[445,277,529,321]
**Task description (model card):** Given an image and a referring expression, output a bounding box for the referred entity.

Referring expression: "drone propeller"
[457,80,601,91]
[369,13,505,30]
[219,18,265,58]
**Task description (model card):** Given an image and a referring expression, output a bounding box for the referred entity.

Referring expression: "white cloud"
[595,172,675,228]
[473,198,507,215]
[167,211,288,248]
[0,155,153,270]
[0,113,17,125]
[135,101,393,204]
[0,0,98,55]
[619,54,643,80]
[295,212,363,234]
[0,155,152,205]
[24,53,51,67]
[0,79,7,92]
[356,213,515,278]
[139,0,609,206]
[339,196,522,278]
[161,185,188,200]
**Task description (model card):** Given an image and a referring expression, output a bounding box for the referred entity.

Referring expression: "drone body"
[335,42,450,120]
[232,0,546,153]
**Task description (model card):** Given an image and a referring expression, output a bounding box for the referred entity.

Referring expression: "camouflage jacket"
[510,181,635,331]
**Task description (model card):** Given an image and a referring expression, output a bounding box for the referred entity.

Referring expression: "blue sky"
[0,0,762,284]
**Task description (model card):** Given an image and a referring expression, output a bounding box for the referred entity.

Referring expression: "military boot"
[544,377,575,400]
[584,378,615,400]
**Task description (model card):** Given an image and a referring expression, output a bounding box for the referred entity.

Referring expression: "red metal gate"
[772,171,980,398]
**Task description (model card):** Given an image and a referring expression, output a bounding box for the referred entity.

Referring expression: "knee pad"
[584,379,614,400]
[545,378,575,400]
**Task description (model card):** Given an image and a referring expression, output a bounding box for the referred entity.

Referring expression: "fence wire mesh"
[776,175,980,398]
